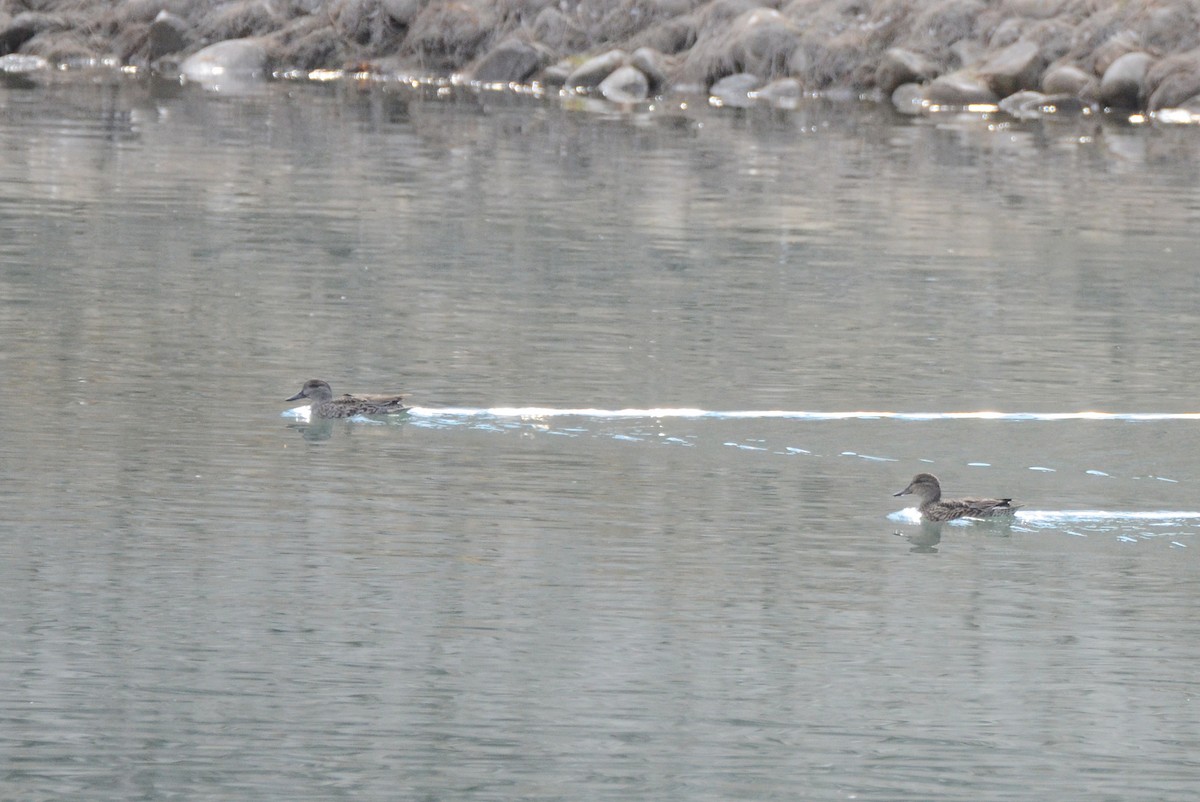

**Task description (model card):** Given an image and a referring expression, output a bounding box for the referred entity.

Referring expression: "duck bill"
[893,485,913,497]
[285,391,306,402]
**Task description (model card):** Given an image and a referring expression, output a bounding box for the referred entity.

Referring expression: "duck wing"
[958,497,1021,518]
[924,497,1020,521]
[328,393,410,416]
[341,393,408,404]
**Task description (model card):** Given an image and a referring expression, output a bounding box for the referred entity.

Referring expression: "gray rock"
[8,11,74,35]
[1098,51,1153,109]
[1143,5,1196,54]
[949,39,984,69]
[1041,64,1094,97]
[471,38,542,84]
[1002,0,1065,18]
[754,77,801,105]
[988,17,1025,49]
[925,71,999,105]
[1146,53,1200,111]
[531,7,586,54]
[1092,32,1140,77]
[723,9,798,79]
[634,18,695,57]
[382,0,423,27]
[180,38,268,87]
[0,23,37,56]
[909,0,986,52]
[598,65,649,103]
[891,82,927,115]
[397,1,494,70]
[149,11,188,60]
[680,7,799,85]
[998,89,1046,119]
[978,39,1043,98]
[2,11,74,57]
[630,47,669,92]
[113,0,192,24]
[710,72,761,107]
[270,15,345,71]
[539,59,573,87]
[875,48,937,95]
[198,1,284,43]
[17,30,99,66]
[566,49,627,90]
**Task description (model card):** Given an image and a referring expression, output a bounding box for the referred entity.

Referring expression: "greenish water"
[2,75,1199,801]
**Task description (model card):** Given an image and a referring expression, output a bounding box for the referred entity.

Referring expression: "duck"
[285,379,410,418]
[893,472,1021,522]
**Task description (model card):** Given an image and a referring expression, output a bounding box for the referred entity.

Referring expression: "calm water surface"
[2,74,1199,801]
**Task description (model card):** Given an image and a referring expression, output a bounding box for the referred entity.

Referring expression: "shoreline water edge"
[3,0,1200,119]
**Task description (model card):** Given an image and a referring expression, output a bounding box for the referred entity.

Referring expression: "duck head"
[286,379,334,404]
[894,473,942,503]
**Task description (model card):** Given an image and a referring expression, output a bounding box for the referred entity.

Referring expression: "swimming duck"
[285,379,410,418]
[893,473,1021,522]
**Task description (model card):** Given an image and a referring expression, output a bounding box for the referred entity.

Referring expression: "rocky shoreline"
[4,1,1200,117]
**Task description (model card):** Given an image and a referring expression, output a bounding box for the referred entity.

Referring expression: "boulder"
[404,2,494,71]
[1041,63,1094,97]
[891,82,927,115]
[723,9,798,79]
[681,7,799,85]
[531,7,587,54]
[754,77,802,106]
[710,72,761,107]
[149,11,189,60]
[998,89,1046,119]
[565,49,626,89]
[925,71,999,105]
[197,0,284,43]
[382,0,423,27]
[598,65,649,103]
[0,22,36,56]
[180,38,268,87]
[950,39,985,69]
[1098,51,1152,108]
[270,16,345,71]
[1092,32,1141,77]
[875,48,937,95]
[1,11,76,57]
[539,59,573,87]
[977,39,1043,98]
[471,37,542,84]
[110,0,192,24]
[630,47,669,92]
[1146,52,1200,111]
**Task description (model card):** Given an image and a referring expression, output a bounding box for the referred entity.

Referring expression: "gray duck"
[893,473,1020,522]
[286,379,409,418]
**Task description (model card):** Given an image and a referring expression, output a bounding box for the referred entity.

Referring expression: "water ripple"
[284,406,1200,424]
[405,407,1200,421]
[890,508,1200,542]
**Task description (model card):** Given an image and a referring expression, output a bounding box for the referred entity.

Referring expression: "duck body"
[286,379,409,419]
[894,472,1020,522]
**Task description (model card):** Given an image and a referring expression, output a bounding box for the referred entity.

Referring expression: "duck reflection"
[895,521,943,553]
[286,419,334,442]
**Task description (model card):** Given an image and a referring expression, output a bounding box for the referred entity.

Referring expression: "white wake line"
[1022,511,1200,521]
[891,509,1200,523]
[408,407,1200,421]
